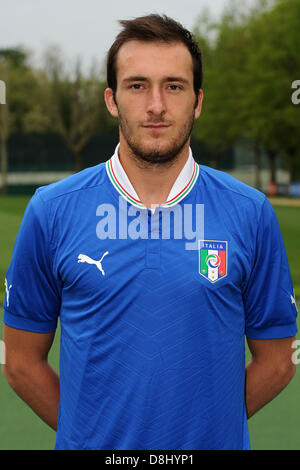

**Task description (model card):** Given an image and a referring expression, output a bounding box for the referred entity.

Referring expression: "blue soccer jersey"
[3,145,298,450]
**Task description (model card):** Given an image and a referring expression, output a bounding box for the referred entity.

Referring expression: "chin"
[138,148,180,165]
[143,139,170,154]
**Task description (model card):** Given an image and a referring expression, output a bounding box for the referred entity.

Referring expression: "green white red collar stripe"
[163,162,199,207]
[106,144,199,209]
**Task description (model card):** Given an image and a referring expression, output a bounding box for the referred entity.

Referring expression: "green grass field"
[0,195,299,449]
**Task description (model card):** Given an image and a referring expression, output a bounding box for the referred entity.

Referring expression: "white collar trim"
[106,143,199,210]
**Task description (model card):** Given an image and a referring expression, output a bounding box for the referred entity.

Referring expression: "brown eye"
[169,85,181,91]
[130,84,143,90]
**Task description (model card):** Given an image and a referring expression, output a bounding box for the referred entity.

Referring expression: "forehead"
[115,40,194,82]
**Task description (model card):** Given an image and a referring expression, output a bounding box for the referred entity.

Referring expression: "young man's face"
[105,40,203,165]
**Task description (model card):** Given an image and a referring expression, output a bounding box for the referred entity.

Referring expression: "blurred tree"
[193,3,256,171]
[0,62,9,196]
[192,9,219,168]
[0,48,38,195]
[40,46,106,172]
[193,0,300,188]
[240,0,300,184]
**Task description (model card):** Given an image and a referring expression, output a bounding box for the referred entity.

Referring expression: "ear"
[104,88,119,118]
[194,89,204,120]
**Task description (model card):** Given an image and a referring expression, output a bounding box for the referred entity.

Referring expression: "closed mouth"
[143,124,170,129]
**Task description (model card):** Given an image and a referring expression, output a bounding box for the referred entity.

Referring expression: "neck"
[118,136,190,209]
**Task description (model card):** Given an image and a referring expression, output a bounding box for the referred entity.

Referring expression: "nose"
[146,87,166,117]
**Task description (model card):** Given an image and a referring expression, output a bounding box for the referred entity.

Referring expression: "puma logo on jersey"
[5,278,12,307]
[77,251,109,276]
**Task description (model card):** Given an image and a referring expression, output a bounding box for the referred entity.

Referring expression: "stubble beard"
[117,108,195,168]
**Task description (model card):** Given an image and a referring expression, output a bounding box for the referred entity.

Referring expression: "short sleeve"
[3,191,61,333]
[243,198,298,339]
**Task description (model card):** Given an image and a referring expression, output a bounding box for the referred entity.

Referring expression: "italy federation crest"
[198,240,228,283]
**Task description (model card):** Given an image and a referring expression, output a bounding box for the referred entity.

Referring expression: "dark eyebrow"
[165,76,189,84]
[123,76,148,83]
[122,76,189,84]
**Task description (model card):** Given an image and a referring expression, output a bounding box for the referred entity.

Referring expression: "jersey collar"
[106,143,199,210]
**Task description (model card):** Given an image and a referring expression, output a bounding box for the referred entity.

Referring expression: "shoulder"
[198,164,265,203]
[34,162,107,204]
[197,164,267,214]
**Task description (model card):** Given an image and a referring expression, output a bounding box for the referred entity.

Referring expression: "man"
[2,14,298,450]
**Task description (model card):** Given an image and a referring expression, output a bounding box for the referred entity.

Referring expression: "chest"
[53,202,252,311]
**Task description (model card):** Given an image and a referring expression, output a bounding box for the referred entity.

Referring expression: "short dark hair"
[106,14,203,100]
